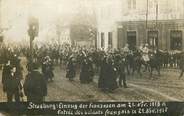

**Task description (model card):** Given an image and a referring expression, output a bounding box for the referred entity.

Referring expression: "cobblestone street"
[0,66,183,102]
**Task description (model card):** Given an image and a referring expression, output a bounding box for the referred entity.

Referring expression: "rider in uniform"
[142,44,150,61]
[142,43,150,71]
[123,44,130,55]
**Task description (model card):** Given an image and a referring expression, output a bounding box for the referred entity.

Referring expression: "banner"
[0,102,183,115]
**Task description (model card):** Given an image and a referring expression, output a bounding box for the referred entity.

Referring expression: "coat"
[80,59,94,83]
[24,70,47,101]
[66,61,76,79]
[2,64,11,87]
[104,63,118,90]
[2,68,21,93]
[42,62,54,79]
[98,59,118,90]
[98,59,107,89]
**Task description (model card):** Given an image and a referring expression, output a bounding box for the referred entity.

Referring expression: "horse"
[131,50,144,76]
[129,49,161,78]
[148,50,161,77]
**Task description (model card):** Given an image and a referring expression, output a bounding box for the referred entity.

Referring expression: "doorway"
[127,31,136,50]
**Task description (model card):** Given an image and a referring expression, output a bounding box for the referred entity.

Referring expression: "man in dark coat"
[98,57,107,90]
[24,63,47,102]
[2,60,11,92]
[2,62,22,102]
[118,57,128,88]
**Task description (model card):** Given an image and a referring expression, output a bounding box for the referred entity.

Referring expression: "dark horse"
[148,50,161,77]
[126,49,161,78]
[125,50,143,75]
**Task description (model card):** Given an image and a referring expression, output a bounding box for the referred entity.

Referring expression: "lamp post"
[145,0,149,44]
[146,0,149,29]
[155,1,158,28]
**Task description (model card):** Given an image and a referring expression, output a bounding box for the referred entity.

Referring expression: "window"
[101,32,104,48]
[128,0,131,9]
[127,0,136,9]
[108,32,113,48]
[133,0,136,9]
[148,31,158,48]
[170,30,182,50]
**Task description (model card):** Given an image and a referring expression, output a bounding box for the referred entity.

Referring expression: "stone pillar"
[104,32,108,50]
[113,30,118,49]
[97,32,101,49]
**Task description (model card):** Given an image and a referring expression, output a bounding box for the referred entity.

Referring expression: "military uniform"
[142,46,150,62]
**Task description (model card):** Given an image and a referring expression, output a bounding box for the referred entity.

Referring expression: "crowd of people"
[1,42,184,102]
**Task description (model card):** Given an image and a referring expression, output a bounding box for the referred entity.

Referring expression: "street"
[0,66,183,102]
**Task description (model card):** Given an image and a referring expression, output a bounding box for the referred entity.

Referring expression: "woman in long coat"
[98,56,118,92]
[80,58,90,84]
[79,55,95,84]
[104,57,118,91]
[66,57,76,81]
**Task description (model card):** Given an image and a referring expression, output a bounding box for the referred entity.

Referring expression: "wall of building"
[96,0,184,50]
[121,0,184,21]
[95,0,122,49]
[116,19,184,50]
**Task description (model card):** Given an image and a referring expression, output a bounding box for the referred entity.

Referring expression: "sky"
[0,0,183,44]
[0,0,98,43]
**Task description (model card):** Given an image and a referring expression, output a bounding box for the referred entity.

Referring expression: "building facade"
[96,0,184,50]
[116,19,184,50]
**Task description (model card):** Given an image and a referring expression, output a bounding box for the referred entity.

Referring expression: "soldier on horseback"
[141,43,150,71]
[123,44,130,55]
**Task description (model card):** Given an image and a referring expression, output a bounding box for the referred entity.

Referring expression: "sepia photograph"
[0,0,184,115]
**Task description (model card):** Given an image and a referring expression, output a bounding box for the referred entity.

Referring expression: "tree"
[70,8,97,46]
